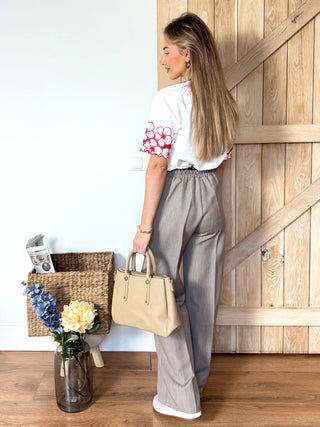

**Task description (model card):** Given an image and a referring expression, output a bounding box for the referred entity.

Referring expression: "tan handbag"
[111,248,181,337]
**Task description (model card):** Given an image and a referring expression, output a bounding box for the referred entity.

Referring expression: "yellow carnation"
[61,300,97,333]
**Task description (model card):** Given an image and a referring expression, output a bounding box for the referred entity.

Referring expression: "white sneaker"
[152,395,202,420]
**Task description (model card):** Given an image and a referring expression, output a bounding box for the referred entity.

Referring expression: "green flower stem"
[60,334,91,399]
[63,357,71,404]
[72,354,91,398]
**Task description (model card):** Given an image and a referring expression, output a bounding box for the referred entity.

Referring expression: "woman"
[133,12,239,420]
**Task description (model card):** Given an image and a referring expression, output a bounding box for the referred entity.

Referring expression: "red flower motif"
[140,121,175,159]
[226,146,233,159]
[154,126,173,147]
[146,122,155,139]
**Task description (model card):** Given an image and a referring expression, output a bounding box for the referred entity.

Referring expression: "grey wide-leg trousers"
[148,168,225,414]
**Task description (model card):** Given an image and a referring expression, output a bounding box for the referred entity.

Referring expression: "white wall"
[0,0,157,351]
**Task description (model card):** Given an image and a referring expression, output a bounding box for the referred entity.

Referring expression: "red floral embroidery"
[223,146,233,162]
[140,121,175,159]
[227,146,233,159]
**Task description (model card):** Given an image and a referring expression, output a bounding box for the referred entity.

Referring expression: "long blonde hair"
[164,13,239,161]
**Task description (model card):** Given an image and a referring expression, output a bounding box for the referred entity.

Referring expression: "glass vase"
[54,338,93,413]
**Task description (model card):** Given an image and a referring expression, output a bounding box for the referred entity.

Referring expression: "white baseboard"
[0,323,156,352]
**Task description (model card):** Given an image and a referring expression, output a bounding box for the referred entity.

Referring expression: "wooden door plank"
[214,325,237,353]
[261,234,284,306]
[261,327,284,353]
[309,13,320,353]
[237,326,260,353]
[216,157,237,352]
[284,147,311,299]
[217,307,320,327]
[284,0,313,354]
[234,124,320,143]
[284,327,309,353]
[236,0,264,353]
[157,0,187,90]
[188,0,214,31]
[214,0,237,66]
[236,146,261,353]
[224,0,320,90]
[261,0,287,354]
[213,0,237,353]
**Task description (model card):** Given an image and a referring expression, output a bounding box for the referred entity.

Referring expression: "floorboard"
[1,352,320,426]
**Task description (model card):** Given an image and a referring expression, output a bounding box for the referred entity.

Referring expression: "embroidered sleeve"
[140,91,177,159]
[140,121,176,159]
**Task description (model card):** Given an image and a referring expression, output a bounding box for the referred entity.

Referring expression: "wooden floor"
[2,352,320,426]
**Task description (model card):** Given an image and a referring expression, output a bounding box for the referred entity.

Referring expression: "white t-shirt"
[140,81,233,171]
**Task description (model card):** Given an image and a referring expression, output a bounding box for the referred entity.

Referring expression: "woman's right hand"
[133,231,152,257]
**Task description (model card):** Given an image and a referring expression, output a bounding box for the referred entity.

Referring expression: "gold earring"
[185,62,191,69]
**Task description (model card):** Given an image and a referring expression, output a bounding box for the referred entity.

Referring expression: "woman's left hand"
[133,232,151,256]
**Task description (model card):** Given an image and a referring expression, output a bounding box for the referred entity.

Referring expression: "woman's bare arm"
[133,155,168,255]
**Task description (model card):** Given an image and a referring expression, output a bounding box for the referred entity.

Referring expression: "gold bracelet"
[137,225,152,234]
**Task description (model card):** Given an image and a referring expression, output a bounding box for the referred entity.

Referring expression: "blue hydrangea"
[24,283,63,333]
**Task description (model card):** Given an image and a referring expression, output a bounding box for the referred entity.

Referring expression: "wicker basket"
[26,251,114,336]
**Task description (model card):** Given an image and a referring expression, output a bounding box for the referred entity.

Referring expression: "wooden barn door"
[157,0,320,353]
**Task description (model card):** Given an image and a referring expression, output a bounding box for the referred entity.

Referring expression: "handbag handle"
[146,248,157,274]
[131,248,157,275]
[125,248,157,279]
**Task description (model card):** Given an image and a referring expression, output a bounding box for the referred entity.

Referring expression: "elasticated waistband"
[167,168,218,177]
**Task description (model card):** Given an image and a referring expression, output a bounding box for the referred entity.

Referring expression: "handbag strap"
[126,248,157,277]
[131,252,137,271]
[146,248,157,274]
